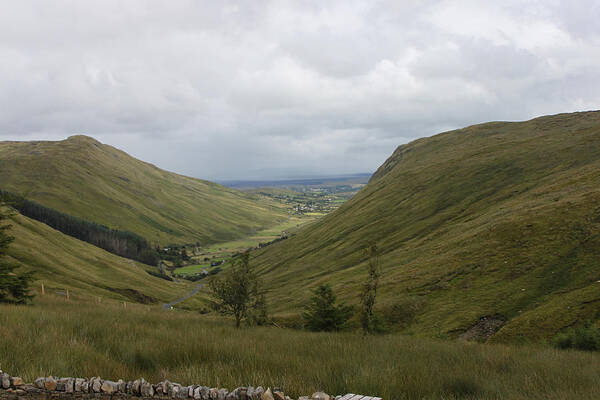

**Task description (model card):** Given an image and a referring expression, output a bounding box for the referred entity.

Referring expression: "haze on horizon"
[1,1,599,180]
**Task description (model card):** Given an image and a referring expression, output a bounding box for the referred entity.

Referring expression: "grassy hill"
[252,111,600,341]
[0,135,287,245]
[4,210,204,307]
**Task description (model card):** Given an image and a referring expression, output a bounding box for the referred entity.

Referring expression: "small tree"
[208,252,259,327]
[360,242,381,335]
[303,284,352,331]
[0,207,34,304]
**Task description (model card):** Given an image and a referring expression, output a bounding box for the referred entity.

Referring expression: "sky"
[1,1,599,180]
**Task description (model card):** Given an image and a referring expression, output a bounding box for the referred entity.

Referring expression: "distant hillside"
[0,135,286,245]
[253,111,600,341]
[4,211,204,307]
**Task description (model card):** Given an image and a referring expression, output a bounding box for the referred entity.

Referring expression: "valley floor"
[2,296,599,400]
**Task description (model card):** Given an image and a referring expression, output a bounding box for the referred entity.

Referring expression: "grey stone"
[254,387,264,399]
[1,373,10,389]
[334,396,341,400]
[298,397,309,400]
[210,388,219,400]
[132,379,142,395]
[178,386,189,399]
[74,378,85,392]
[34,378,45,390]
[246,387,255,400]
[261,388,274,400]
[200,386,210,400]
[57,378,74,393]
[141,380,154,397]
[193,386,202,400]
[311,393,330,400]
[117,379,126,393]
[101,380,118,394]
[82,380,89,393]
[169,383,181,398]
[218,389,228,400]
[91,378,102,393]
[126,381,133,394]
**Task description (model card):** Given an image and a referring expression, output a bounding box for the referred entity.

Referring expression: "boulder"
[194,386,202,400]
[57,378,74,393]
[261,388,274,400]
[178,386,189,399]
[168,383,180,398]
[133,379,142,395]
[118,379,126,393]
[126,381,133,394]
[246,387,255,400]
[141,380,154,397]
[311,393,330,400]
[44,377,57,391]
[273,391,285,400]
[210,388,219,399]
[101,380,118,394]
[82,380,89,393]
[218,389,228,400]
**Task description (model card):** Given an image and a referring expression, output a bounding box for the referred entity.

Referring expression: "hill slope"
[253,111,600,341]
[4,211,204,307]
[0,136,286,245]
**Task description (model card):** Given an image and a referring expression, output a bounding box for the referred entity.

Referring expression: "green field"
[4,210,203,308]
[0,135,287,245]
[2,295,600,400]
[251,111,600,341]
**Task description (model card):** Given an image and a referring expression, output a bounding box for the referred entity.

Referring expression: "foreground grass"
[2,297,600,399]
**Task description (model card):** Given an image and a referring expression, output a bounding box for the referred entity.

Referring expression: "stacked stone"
[0,372,338,400]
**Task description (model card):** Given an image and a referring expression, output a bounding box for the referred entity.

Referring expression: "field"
[1,295,600,400]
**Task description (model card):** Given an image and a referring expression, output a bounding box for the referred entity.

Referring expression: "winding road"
[162,282,203,310]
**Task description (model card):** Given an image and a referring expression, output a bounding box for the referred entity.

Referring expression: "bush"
[303,284,353,332]
[552,322,600,351]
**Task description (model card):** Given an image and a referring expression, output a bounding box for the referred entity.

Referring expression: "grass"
[2,296,600,400]
[4,211,205,308]
[252,111,600,341]
[0,135,288,245]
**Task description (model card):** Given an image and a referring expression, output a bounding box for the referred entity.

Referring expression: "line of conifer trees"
[0,190,159,266]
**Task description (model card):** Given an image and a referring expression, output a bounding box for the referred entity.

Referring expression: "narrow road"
[162,282,203,310]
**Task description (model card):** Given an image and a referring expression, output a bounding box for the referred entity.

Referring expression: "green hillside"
[253,111,600,341]
[0,135,286,245]
[4,210,204,307]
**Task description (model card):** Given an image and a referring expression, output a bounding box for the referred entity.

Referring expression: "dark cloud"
[0,1,599,180]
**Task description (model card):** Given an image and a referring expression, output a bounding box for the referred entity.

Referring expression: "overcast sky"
[1,1,599,180]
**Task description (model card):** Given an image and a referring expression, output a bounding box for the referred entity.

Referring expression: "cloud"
[0,0,599,179]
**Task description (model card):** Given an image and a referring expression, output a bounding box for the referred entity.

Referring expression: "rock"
[334,397,341,400]
[34,378,45,390]
[210,388,219,399]
[254,387,264,399]
[101,380,118,394]
[178,386,189,399]
[194,386,202,400]
[118,379,126,393]
[247,387,255,400]
[91,377,102,393]
[10,377,24,388]
[82,380,89,393]
[44,377,57,391]
[126,381,133,394]
[74,378,85,392]
[141,380,154,397]
[132,379,142,395]
[298,397,309,400]
[273,391,285,400]
[188,386,195,398]
[218,389,228,400]
[285,397,292,400]
[169,383,181,398]
[200,386,210,400]
[311,393,330,400]
[58,378,74,393]
[1,373,10,389]
[262,388,274,400]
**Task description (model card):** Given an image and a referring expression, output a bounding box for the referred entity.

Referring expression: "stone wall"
[0,372,335,400]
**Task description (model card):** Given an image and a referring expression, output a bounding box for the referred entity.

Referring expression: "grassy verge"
[1,296,599,399]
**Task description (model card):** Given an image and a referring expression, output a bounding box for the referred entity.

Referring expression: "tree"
[303,284,352,332]
[208,252,259,327]
[360,242,381,335]
[0,207,34,304]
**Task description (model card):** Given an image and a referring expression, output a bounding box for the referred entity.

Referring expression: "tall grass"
[1,296,600,399]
